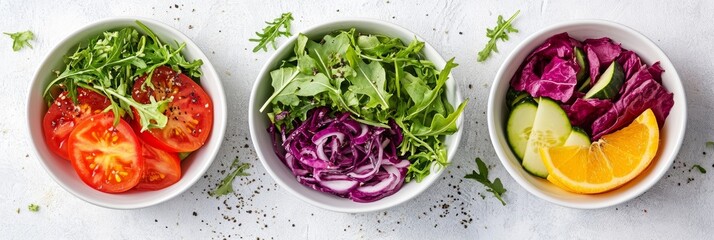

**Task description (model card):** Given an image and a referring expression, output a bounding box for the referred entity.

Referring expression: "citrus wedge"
[540,109,660,194]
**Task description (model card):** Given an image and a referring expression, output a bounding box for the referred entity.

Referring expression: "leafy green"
[27,204,40,212]
[477,10,520,62]
[250,12,294,52]
[4,30,34,51]
[210,158,251,197]
[464,157,507,206]
[42,21,202,130]
[692,165,707,174]
[261,29,468,182]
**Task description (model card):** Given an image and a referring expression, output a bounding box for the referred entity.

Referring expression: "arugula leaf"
[464,157,507,206]
[260,67,301,111]
[210,158,251,197]
[250,12,293,52]
[405,58,457,120]
[477,10,520,62]
[4,30,34,51]
[27,204,40,212]
[412,99,469,136]
[42,21,202,131]
[347,60,392,109]
[692,165,707,174]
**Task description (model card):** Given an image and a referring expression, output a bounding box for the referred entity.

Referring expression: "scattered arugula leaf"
[27,204,39,212]
[42,21,202,130]
[692,165,707,174]
[261,29,468,182]
[464,157,507,206]
[4,30,34,51]
[477,10,520,62]
[250,12,294,52]
[210,158,251,197]
[706,141,714,148]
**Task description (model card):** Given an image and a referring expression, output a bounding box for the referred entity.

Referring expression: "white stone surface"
[1,0,713,239]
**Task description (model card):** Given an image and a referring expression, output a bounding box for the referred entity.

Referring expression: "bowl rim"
[248,17,464,213]
[487,19,687,209]
[25,16,227,209]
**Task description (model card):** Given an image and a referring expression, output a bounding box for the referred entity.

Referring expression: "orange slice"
[540,109,659,194]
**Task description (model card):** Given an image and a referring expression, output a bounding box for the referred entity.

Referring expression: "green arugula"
[477,10,520,62]
[692,165,707,174]
[261,29,468,182]
[27,204,40,212]
[250,12,294,52]
[464,157,507,206]
[42,21,202,130]
[210,158,251,197]
[4,30,34,51]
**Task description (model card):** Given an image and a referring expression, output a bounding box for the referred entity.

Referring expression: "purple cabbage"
[269,107,409,203]
[583,38,623,85]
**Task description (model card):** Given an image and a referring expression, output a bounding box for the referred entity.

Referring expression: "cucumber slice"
[577,77,591,93]
[521,97,572,178]
[584,61,624,99]
[574,47,588,83]
[506,99,538,161]
[506,88,531,110]
[564,127,591,146]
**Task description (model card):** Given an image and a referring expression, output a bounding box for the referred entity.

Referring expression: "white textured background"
[1,0,713,239]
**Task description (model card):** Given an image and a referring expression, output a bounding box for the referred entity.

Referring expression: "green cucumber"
[564,127,591,147]
[584,61,624,99]
[577,77,591,93]
[521,97,572,178]
[574,47,588,84]
[506,98,538,161]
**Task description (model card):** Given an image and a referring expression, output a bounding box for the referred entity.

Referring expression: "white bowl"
[249,19,464,213]
[25,17,227,209]
[488,20,687,209]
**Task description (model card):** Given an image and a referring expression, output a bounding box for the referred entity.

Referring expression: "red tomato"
[131,66,213,152]
[67,112,144,193]
[135,140,182,190]
[42,88,111,160]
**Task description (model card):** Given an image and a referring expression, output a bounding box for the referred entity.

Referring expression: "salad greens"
[477,10,520,62]
[250,12,294,52]
[27,204,40,212]
[692,165,707,174]
[210,158,251,197]
[261,29,467,182]
[4,30,34,51]
[464,157,507,206]
[42,21,203,130]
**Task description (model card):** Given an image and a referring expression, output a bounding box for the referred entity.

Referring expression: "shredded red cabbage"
[268,107,409,203]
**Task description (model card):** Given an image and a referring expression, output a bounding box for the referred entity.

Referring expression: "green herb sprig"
[692,165,707,174]
[250,12,294,52]
[42,21,202,130]
[210,158,251,197]
[477,10,520,62]
[4,30,34,51]
[261,30,468,182]
[464,157,507,206]
[28,204,40,212]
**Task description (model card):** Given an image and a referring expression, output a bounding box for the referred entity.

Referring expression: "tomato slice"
[135,140,182,190]
[67,112,144,193]
[131,66,213,152]
[43,88,111,160]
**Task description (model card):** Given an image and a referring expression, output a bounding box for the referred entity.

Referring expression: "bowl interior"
[489,20,686,209]
[26,18,226,209]
[249,19,464,213]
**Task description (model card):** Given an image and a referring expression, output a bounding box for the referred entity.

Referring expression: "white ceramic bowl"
[26,17,227,209]
[488,20,687,209]
[249,19,464,213]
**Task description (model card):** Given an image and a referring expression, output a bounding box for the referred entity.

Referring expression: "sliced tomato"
[131,66,213,152]
[135,140,182,190]
[67,112,144,193]
[43,88,111,160]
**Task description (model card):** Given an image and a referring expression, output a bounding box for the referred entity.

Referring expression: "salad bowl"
[26,17,227,209]
[249,18,465,213]
[487,19,687,209]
